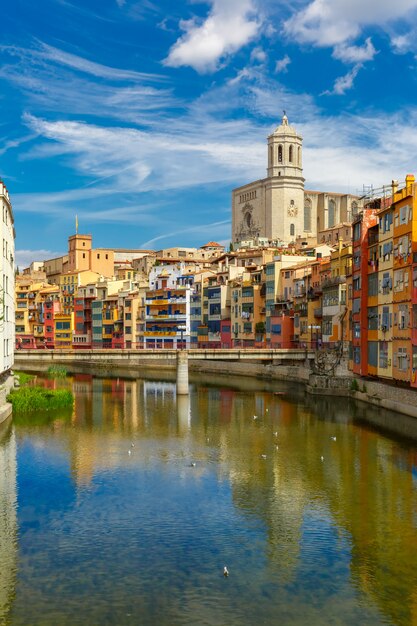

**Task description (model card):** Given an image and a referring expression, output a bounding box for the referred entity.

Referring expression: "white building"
[0,181,15,375]
[232,114,362,246]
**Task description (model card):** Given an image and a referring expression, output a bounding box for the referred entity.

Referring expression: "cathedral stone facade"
[232,114,361,246]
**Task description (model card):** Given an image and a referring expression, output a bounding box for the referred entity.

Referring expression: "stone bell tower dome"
[267,112,303,179]
[231,112,306,246]
[265,112,305,244]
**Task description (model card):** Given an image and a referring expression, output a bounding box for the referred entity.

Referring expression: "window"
[328,199,335,228]
[353,346,361,365]
[379,342,389,368]
[289,145,293,162]
[304,199,312,232]
[395,347,408,371]
[353,222,361,241]
[290,223,295,237]
[278,145,283,163]
[381,306,390,330]
[368,273,378,296]
[368,306,378,330]
[398,304,409,330]
[368,341,378,367]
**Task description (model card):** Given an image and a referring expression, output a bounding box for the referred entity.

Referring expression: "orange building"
[392,175,416,383]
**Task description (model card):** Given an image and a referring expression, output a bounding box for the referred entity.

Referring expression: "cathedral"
[232,114,362,246]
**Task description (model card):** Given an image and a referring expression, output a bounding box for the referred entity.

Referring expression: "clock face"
[287,206,298,217]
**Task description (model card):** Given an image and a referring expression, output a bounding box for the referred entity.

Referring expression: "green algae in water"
[7,386,73,412]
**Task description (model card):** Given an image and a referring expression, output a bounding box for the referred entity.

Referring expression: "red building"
[44,299,60,349]
[269,300,294,348]
[220,319,232,348]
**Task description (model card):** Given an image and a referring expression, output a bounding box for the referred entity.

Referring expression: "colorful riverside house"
[145,266,191,349]
[220,318,232,348]
[92,300,103,349]
[269,300,294,348]
[412,236,417,387]
[292,262,311,348]
[366,223,379,376]
[54,312,74,349]
[43,295,60,349]
[230,269,265,348]
[377,197,394,379]
[73,283,97,349]
[264,254,311,345]
[205,279,230,349]
[102,295,119,349]
[392,175,416,383]
[350,208,378,375]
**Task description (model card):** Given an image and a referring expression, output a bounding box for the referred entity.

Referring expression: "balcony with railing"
[321,275,346,288]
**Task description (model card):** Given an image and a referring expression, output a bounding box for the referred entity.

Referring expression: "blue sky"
[2,0,417,268]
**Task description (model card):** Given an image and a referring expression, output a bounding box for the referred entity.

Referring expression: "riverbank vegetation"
[7,386,73,413]
[47,365,67,378]
[14,371,35,386]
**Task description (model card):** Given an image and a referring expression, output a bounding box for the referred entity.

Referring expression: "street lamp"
[177,324,186,350]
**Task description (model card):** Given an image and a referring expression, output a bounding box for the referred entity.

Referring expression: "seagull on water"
[261,454,267,459]
[128,450,131,455]
[253,415,258,420]
[321,456,324,462]
[223,566,229,577]
[331,436,337,441]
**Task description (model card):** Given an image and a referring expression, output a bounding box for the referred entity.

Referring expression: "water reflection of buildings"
[63,375,417,623]
[0,419,17,623]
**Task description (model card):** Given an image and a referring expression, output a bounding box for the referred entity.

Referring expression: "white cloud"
[324,63,362,95]
[140,219,230,248]
[275,54,291,73]
[15,249,65,269]
[164,0,261,72]
[250,47,267,63]
[391,33,414,53]
[333,38,377,63]
[2,42,165,83]
[284,0,417,48]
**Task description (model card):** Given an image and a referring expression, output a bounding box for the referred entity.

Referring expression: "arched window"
[328,199,335,228]
[245,212,252,228]
[278,145,283,163]
[289,145,293,163]
[304,199,312,232]
[290,223,295,237]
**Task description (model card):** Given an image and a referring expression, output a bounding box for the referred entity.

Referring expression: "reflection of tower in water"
[0,420,17,623]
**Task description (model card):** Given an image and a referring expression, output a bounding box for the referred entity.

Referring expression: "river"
[0,372,416,626]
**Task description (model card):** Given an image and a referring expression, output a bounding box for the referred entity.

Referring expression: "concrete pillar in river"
[176,351,189,395]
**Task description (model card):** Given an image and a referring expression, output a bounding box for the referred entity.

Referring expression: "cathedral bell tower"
[265,113,305,244]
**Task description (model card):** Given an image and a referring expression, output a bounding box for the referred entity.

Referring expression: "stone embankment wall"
[0,373,14,426]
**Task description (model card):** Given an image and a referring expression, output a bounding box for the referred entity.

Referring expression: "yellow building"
[54,312,74,349]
